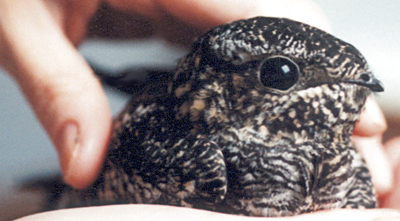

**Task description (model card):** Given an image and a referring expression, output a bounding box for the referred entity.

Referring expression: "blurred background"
[1,0,399,220]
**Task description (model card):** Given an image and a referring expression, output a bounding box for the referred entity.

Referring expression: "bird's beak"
[363,78,384,92]
[345,77,384,92]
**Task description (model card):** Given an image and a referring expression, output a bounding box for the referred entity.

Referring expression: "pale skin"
[0,0,399,220]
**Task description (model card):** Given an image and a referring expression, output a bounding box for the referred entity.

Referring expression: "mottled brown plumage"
[59,17,383,217]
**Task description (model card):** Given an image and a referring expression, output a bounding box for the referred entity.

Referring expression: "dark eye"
[258,57,300,90]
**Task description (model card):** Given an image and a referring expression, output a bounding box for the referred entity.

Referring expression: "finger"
[14,205,400,221]
[104,0,330,32]
[354,97,387,137]
[381,137,400,209]
[294,209,400,221]
[384,137,400,168]
[353,135,393,198]
[155,0,331,30]
[0,0,111,188]
[352,97,391,198]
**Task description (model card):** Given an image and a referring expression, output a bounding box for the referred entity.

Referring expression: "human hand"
[15,205,400,221]
[379,134,400,209]
[0,0,329,189]
[352,97,393,199]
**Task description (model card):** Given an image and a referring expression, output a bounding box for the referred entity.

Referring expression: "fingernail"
[58,121,80,183]
[354,97,387,136]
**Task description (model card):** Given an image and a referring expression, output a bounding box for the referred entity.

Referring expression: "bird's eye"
[258,57,300,90]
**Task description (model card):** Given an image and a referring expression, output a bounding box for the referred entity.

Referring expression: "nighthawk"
[55,17,384,217]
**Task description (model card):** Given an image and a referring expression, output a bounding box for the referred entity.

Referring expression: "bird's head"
[169,17,383,142]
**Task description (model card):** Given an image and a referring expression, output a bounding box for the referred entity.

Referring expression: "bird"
[56,17,383,217]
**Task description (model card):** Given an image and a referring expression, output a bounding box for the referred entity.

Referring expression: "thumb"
[13,205,400,221]
[0,0,111,188]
